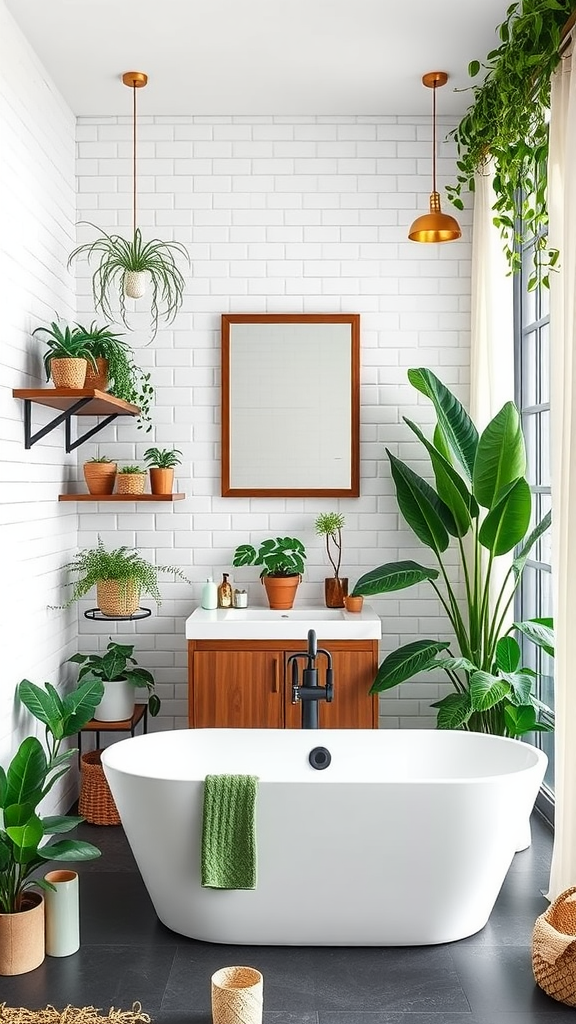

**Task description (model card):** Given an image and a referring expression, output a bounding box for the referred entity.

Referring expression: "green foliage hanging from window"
[447,0,575,287]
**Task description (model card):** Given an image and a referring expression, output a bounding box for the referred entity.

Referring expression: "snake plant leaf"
[469,671,511,711]
[370,639,450,692]
[473,402,526,509]
[353,561,440,596]
[387,450,453,553]
[514,618,555,658]
[513,510,552,579]
[431,692,472,729]
[504,704,551,737]
[407,368,479,481]
[495,636,521,673]
[478,477,532,555]
[403,418,473,537]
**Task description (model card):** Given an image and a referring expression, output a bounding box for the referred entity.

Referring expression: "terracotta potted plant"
[0,676,104,975]
[57,536,191,617]
[143,446,182,495]
[33,320,99,389]
[233,536,307,610]
[315,512,348,608]
[116,465,147,495]
[74,320,128,391]
[83,455,117,495]
[69,640,161,720]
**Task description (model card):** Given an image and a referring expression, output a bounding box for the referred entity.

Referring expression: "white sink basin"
[185,604,382,640]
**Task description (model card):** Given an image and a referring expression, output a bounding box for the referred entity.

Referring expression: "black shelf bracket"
[23,398,120,452]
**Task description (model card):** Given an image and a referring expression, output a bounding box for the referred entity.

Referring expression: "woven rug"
[0,1004,151,1024]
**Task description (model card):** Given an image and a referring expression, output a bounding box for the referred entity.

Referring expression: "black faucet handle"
[307,629,317,659]
[325,668,334,703]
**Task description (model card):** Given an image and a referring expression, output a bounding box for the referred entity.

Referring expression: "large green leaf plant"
[0,677,104,913]
[354,368,554,737]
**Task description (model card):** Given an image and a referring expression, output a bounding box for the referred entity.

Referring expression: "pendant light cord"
[431,81,437,195]
[132,81,137,237]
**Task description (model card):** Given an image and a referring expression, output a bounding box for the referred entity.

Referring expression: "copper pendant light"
[408,71,461,243]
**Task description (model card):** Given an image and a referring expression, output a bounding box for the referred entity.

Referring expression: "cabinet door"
[284,646,378,729]
[192,650,283,728]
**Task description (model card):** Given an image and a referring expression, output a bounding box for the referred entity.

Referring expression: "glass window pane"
[521,330,537,406]
[540,408,550,487]
[522,413,537,485]
[538,492,552,565]
[540,323,549,403]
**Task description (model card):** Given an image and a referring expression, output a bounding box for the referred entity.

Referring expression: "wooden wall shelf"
[58,493,186,502]
[13,388,139,452]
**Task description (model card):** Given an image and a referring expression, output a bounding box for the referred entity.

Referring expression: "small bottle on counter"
[201,577,218,610]
[217,572,233,608]
[233,588,248,608]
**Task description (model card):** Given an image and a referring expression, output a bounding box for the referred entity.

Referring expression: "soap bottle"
[201,577,218,610]
[217,572,232,608]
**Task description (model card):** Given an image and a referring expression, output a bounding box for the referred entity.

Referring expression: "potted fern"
[58,537,192,617]
[68,225,189,341]
[143,447,182,495]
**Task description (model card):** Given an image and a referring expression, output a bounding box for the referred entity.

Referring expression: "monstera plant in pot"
[233,536,307,609]
[0,676,104,975]
[354,368,554,738]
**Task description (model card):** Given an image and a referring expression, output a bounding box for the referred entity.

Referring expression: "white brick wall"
[0,1,80,810]
[74,113,472,730]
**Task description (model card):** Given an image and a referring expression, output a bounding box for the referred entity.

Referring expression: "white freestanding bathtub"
[101,728,547,946]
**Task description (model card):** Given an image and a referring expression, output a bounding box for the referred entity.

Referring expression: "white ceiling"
[5,0,510,117]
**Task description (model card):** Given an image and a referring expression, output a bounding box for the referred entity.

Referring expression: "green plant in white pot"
[353,368,554,737]
[69,640,160,720]
[68,225,189,341]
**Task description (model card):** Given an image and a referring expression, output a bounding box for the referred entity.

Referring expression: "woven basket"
[50,357,87,389]
[116,473,146,495]
[78,750,121,826]
[532,886,576,1005]
[84,357,109,392]
[96,579,140,616]
[211,966,263,1024]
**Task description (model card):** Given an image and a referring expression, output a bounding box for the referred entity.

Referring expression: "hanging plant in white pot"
[67,72,189,341]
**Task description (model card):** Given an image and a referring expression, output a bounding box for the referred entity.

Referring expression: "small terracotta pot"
[84,357,109,391]
[116,473,146,495]
[0,892,45,976]
[324,577,348,608]
[344,594,364,613]
[83,461,117,495]
[149,467,174,495]
[50,357,87,389]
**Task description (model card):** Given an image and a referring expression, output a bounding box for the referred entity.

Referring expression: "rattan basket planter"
[116,473,146,495]
[211,966,263,1024]
[50,357,88,389]
[84,357,109,391]
[79,750,121,826]
[96,579,140,616]
[532,886,576,1005]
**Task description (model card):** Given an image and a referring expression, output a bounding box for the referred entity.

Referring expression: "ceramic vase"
[44,870,80,957]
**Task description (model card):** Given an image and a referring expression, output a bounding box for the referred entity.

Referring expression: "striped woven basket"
[532,886,576,1005]
[78,750,120,826]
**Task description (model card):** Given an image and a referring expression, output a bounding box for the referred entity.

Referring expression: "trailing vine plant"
[446,0,576,288]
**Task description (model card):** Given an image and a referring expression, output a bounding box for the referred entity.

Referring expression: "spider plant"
[68,225,190,341]
[143,447,183,469]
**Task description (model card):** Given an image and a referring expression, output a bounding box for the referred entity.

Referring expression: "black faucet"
[288,629,334,729]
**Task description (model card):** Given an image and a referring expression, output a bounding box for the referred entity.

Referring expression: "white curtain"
[470,161,514,430]
[547,43,576,902]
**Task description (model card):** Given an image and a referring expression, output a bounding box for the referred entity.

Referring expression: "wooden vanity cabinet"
[187,639,379,729]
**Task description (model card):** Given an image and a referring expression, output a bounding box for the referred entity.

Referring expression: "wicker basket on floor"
[79,750,121,826]
[532,885,576,1005]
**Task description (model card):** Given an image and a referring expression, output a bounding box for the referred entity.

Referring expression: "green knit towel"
[201,774,259,889]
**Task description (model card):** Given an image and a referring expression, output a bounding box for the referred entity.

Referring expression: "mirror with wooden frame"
[221,313,360,497]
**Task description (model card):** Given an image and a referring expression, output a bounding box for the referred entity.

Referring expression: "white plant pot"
[94,679,135,722]
[124,270,147,299]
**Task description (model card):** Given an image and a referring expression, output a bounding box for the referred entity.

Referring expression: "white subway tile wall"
[74,113,472,731]
[0,3,80,811]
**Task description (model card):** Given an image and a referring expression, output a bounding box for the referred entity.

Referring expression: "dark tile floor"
[3,812,571,1023]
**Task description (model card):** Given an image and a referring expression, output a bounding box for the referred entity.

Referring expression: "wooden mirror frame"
[221,313,360,497]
